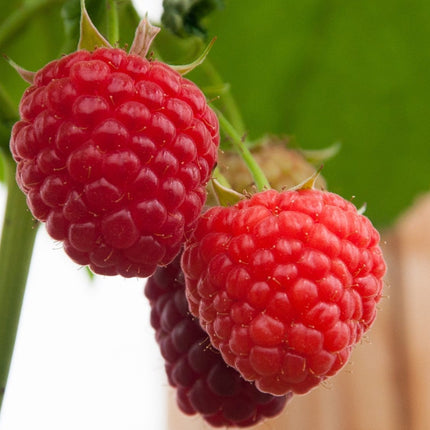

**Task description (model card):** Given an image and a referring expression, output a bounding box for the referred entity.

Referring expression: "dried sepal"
[129,15,161,58]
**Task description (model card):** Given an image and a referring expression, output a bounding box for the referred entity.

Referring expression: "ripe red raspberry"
[145,253,291,427]
[10,47,219,277]
[182,188,386,395]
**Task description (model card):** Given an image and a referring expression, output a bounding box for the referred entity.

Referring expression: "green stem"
[199,59,246,134]
[106,0,119,46]
[124,0,141,26]
[0,83,19,153]
[0,158,38,412]
[215,108,270,191]
[0,0,65,51]
[0,83,18,124]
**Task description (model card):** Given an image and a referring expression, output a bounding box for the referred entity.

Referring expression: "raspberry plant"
[5,0,425,427]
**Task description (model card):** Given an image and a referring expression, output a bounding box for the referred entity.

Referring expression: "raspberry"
[218,137,326,193]
[10,47,219,277]
[145,253,291,427]
[182,188,386,395]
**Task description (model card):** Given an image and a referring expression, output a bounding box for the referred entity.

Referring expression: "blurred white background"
[0,1,168,429]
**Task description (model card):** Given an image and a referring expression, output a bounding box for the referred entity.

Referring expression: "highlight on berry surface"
[8,0,220,278]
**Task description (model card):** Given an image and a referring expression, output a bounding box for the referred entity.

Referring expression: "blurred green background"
[202,0,430,227]
[1,0,429,227]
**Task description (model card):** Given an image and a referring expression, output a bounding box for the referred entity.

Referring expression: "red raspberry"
[182,188,386,395]
[10,47,219,277]
[145,253,291,427]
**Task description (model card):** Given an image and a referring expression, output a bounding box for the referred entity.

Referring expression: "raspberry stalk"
[0,53,37,410]
[215,108,270,192]
[106,0,120,45]
[0,158,38,409]
[198,58,246,135]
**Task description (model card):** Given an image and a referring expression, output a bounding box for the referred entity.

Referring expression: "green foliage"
[199,0,430,227]
[0,1,66,106]
[0,0,427,227]
[0,150,7,183]
[0,0,140,105]
[162,0,224,38]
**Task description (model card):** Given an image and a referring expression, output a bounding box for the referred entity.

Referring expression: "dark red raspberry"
[182,188,386,395]
[10,47,219,277]
[145,253,291,427]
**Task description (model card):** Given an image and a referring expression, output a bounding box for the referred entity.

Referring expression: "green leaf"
[153,27,206,64]
[200,0,430,227]
[0,1,18,26]
[0,0,67,166]
[162,0,224,38]
[0,0,67,106]
[0,81,19,158]
[0,156,38,410]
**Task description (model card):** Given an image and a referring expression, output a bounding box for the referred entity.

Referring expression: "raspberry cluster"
[10,47,219,277]
[182,188,386,395]
[145,254,291,427]
[8,9,388,428]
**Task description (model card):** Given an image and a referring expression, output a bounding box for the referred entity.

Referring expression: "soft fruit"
[145,253,291,427]
[182,188,386,395]
[10,47,219,277]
